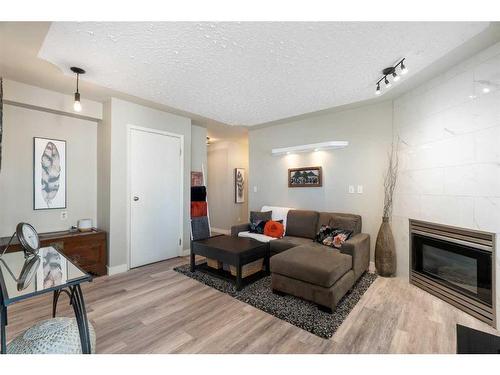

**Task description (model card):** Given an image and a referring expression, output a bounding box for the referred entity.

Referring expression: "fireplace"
[410,220,496,327]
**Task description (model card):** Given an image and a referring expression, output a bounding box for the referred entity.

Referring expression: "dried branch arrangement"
[383,138,399,218]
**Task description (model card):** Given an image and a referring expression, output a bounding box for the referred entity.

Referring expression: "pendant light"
[71,67,85,112]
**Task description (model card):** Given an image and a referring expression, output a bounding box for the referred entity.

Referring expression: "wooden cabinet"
[0,229,107,276]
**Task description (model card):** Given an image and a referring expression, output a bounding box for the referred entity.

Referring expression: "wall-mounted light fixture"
[271,141,348,156]
[70,67,85,112]
[375,58,407,96]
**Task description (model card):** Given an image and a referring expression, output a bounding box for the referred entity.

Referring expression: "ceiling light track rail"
[375,58,407,96]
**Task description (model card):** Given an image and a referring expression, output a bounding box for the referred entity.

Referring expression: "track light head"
[384,77,392,88]
[392,72,400,82]
[375,84,381,96]
[400,61,408,75]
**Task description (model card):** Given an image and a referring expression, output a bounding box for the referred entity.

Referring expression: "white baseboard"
[211,227,230,235]
[107,263,128,276]
[181,248,190,256]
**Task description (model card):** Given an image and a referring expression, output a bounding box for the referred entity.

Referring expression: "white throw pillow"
[238,231,277,243]
[261,205,294,230]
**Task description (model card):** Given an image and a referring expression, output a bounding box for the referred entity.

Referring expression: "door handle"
[133,196,139,201]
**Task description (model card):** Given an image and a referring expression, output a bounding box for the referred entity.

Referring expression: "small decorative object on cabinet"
[0,229,107,276]
[77,218,93,232]
[375,139,398,277]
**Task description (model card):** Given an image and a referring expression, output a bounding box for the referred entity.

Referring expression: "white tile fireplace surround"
[392,41,500,325]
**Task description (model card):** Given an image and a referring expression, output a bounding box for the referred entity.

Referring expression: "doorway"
[128,126,183,268]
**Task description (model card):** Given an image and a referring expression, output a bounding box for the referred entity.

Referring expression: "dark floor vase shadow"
[174,263,377,339]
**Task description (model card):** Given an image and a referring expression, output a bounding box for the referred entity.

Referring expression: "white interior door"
[130,127,182,268]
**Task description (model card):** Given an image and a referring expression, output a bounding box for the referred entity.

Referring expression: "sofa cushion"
[317,212,362,235]
[270,245,352,288]
[285,210,319,239]
[270,235,317,254]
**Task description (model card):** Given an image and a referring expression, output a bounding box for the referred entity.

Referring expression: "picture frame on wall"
[288,166,322,188]
[235,168,245,203]
[191,171,204,187]
[33,137,67,210]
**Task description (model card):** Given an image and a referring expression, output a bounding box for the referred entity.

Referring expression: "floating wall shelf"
[271,141,349,156]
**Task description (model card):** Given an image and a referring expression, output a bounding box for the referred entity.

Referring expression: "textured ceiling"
[39,22,488,126]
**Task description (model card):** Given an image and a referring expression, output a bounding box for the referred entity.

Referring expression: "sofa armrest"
[231,223,250,237]
[340,233,370,280]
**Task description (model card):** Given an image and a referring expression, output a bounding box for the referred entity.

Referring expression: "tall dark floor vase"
[375,217,396,277]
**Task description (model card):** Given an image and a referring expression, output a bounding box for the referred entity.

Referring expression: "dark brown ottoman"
[270,245,355,312]
[191,235,270,290]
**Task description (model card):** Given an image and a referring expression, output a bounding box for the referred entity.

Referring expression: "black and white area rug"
[173,264,377,339]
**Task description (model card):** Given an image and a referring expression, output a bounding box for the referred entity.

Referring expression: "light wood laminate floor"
[5,256,499,353]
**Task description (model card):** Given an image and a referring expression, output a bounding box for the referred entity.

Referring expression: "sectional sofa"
[231,207,370,312]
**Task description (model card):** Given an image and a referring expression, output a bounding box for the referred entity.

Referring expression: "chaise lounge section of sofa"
[231,208,370,312]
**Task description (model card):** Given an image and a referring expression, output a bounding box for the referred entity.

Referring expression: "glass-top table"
[0,247,93,354]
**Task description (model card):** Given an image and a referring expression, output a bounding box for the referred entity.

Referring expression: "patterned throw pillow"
[250,211,272,222]
[249,220,268,234]
[315,225,353,249]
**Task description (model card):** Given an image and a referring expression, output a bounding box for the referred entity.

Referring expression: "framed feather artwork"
[234,168,245,204]
[33,137,67,210]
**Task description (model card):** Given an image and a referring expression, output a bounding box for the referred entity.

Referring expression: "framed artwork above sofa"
[288,166,322,187]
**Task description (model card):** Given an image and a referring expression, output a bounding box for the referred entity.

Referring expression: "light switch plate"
[348,185,355,194]
[253,186,258,193]
[357,185,363,194]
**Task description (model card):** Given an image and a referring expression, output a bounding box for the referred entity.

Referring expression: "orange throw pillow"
[264,220,285,238]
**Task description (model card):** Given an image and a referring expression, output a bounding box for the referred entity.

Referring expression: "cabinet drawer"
[49,240,104,266]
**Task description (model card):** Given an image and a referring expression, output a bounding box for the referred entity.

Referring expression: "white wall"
[207,139,249,232]
[248,101,393,259]
[0,81,101,237]
[104,98,192,270]
[392,41,500,324]
[191,125,207,173]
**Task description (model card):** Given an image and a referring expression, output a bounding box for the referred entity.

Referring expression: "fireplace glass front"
[412,233,492,306]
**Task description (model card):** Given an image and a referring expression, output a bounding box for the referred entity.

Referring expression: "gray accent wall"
[248,101,393,259]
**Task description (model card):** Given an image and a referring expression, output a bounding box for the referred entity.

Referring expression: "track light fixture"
[400,61,408,75]
[71,67,85,112]
[374,58,407,96]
